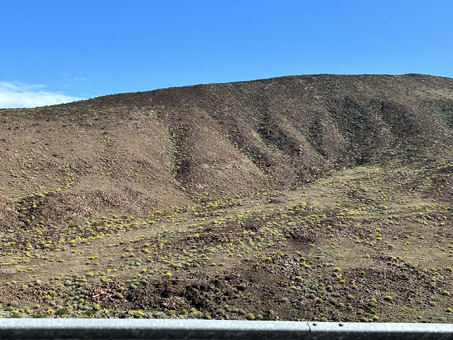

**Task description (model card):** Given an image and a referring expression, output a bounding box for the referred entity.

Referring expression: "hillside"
[0,74,452,322]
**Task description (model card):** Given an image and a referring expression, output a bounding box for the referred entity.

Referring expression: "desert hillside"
[0,74,452,322]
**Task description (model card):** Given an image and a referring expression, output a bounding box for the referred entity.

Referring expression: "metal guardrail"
[0,319,452,339]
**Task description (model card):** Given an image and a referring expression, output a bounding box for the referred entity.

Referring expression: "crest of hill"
[0,74,452,224]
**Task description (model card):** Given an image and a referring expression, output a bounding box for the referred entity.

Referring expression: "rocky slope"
[0,74,451,321]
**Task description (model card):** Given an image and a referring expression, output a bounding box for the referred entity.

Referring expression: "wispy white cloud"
[72,76,91,81]
[0,81,82,108]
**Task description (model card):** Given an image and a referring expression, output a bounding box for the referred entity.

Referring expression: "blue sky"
[1,0,452,107]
